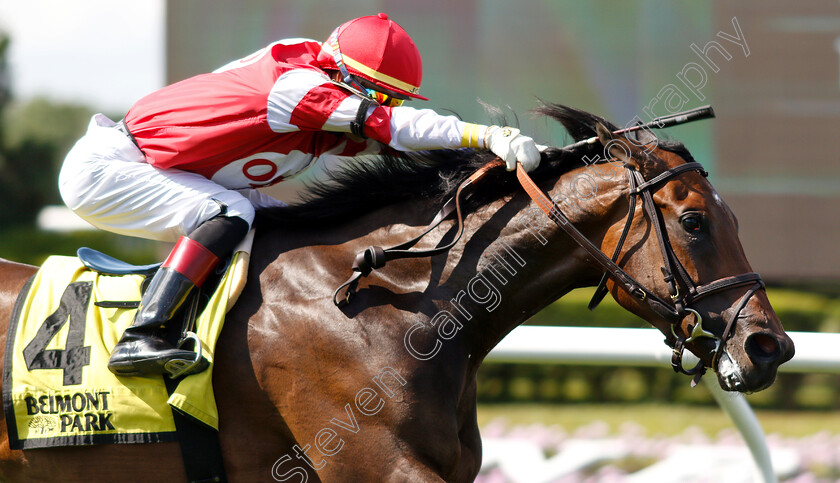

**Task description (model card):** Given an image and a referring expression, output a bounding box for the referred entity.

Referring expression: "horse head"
[528,104,794,392]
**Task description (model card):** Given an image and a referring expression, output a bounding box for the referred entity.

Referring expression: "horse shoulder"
[232,233,483,480]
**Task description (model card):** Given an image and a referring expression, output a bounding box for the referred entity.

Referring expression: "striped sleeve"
[267,69,352,133]
[268,69,490,152]
[363,106,489,152]
[460,122,486,148]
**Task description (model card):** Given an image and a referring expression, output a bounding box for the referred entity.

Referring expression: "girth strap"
[163,377,227,483]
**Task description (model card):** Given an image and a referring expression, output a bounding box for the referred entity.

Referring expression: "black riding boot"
[107,266,209,377]
[108,214,250,378]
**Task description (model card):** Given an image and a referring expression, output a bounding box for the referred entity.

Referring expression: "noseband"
[333,155,763,384]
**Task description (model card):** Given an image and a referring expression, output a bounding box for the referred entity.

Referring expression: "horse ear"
[595,122,649,171]
[631,125,658,147]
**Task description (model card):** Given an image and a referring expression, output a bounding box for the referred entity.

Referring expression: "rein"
[332,160,503,306]
[332,115,762,384]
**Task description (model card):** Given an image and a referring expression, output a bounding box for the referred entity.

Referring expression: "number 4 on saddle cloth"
[2,231,253,450]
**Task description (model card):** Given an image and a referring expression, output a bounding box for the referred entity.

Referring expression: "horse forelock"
[254,103,697,230]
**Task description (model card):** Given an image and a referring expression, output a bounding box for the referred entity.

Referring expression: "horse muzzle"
[715,328,794,393]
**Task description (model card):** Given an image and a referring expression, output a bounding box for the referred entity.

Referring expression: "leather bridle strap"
[332,159,504,306]
[631,162,709,194]
[631,163,710,306]
[672,279,765,380]
[712,280,764,368]
[690,273,763,302]
[588,164,707,310]
[588,168,637,310]
[514,163,680,321]
[331,149,766,386]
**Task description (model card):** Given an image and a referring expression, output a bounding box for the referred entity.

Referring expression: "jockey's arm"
[268,69,541,172]
[369,106,541,172]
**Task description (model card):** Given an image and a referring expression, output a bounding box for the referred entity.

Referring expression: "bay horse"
[0,104,793,481]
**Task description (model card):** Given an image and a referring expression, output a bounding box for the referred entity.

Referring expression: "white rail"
[485,327,829,483]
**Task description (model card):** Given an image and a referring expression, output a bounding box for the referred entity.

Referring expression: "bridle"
[332,109,765,384]
[515,158,764,384]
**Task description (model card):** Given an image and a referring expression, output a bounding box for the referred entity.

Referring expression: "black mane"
[255,103,693,228]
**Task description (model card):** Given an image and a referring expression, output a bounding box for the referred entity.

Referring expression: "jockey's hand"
[484,125,541,172]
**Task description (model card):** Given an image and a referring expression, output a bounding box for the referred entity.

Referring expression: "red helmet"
[318,13,428,101]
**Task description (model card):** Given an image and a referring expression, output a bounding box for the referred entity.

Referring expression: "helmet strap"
[329,80,369,101]
[326,29,367,94]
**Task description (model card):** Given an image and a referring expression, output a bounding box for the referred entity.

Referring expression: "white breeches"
[59,114,276,242]
[59,114,385,242]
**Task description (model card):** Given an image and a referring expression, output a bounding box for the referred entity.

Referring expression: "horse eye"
[680,214,704,233]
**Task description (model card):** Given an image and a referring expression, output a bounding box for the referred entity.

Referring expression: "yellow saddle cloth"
[3,250,246,449]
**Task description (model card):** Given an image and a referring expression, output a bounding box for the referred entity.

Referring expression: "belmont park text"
[24,391,114,434]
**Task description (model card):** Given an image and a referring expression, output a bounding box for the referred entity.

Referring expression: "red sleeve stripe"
[363,106,393,145]
[289,83,349,131]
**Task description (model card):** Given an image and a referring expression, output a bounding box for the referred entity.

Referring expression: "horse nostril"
[745,333,781,363]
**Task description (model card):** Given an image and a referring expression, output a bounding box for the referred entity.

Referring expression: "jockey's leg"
[60,114,261,377]
[107,214,249,377]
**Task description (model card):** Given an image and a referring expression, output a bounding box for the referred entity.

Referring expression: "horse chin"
[714,351,748,392]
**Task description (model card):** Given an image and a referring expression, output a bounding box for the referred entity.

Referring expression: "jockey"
[58,13,541,378]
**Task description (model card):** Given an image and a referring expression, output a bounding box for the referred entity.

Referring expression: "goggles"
[364,88,404,107]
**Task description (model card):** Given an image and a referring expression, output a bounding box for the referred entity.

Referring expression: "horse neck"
[441,163,630,362]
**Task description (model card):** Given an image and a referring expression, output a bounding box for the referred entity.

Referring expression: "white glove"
[484,125,541,172]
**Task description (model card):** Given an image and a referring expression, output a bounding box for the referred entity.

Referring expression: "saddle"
[78,229,254,309]
[3,230,254,450]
